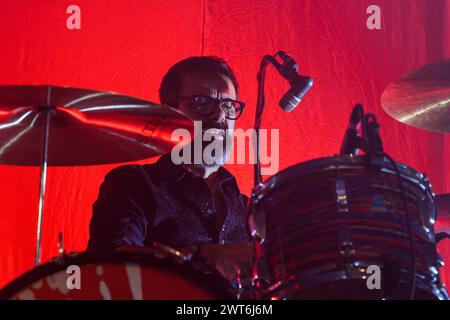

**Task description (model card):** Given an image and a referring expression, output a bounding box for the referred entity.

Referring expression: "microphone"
[279,74,314,112]
[271,51,313,112]
[340,104,364,155]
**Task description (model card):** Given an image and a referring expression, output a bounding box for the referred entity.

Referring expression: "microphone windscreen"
[278,76,313,112]
[279,92,301,112]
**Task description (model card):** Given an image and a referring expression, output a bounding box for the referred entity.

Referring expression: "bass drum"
[0,247,232,300]
[249,155,448,300]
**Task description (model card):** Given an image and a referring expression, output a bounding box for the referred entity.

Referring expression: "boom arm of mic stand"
[253,55,274,187]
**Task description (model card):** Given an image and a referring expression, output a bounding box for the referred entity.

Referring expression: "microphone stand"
[250,53,313,291]
[252,51,312,188]
[253,55,274,188]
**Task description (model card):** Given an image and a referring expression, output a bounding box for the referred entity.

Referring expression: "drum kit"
[0,59,449,300]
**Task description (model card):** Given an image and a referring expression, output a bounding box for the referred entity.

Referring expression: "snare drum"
[0,247,232,300]
[249,155,448,300]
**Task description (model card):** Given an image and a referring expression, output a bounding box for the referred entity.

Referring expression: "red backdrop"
[0,0,449,291]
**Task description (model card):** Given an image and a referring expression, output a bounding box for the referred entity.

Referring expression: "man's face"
[176,72,237,167]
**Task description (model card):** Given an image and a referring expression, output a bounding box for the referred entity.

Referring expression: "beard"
[182,120,233,168]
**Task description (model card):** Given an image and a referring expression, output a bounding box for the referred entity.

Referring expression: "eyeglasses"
[178,95,245,120]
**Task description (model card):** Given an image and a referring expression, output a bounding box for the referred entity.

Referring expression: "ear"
[161,95,179,109]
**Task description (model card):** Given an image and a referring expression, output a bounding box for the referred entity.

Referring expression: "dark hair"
[159,56,239,108]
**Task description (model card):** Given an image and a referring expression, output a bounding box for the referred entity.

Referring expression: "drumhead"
[0,250,233,300]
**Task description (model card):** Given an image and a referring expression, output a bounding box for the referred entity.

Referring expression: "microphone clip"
[265,51,313,113]
[272,51,299,81]
[363,113,385,171]
[340,104,385,171]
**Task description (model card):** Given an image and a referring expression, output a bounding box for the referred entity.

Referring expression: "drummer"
[87,56,251,252]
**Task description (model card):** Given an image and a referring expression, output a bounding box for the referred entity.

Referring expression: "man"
[87,56,251,251]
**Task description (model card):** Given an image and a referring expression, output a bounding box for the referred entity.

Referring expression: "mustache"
[201,121,228,131]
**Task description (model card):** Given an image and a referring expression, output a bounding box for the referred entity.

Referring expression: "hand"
[197,244,254,281]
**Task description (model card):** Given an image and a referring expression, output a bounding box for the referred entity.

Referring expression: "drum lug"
[334,179,349,213]
[339,226,355,257]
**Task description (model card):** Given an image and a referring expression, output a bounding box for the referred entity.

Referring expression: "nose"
[208,102,226,123]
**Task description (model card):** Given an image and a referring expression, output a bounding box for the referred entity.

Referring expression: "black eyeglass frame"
[178,95,245,120]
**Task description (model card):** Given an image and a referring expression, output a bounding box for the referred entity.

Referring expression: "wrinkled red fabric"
[0,0,448,291]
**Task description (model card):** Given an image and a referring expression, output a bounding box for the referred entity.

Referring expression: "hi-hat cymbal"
[0,85,193,166]
[381,59,450,133]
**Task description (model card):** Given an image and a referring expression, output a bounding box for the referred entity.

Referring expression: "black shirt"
[87,154,251,251]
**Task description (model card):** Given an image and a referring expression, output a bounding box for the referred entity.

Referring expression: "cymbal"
[381,59,450,133]
[0,85,193,166]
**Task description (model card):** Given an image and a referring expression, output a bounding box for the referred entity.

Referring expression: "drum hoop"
[261,265,447,300]
[0,250,233,300]
[253,155,431,203]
